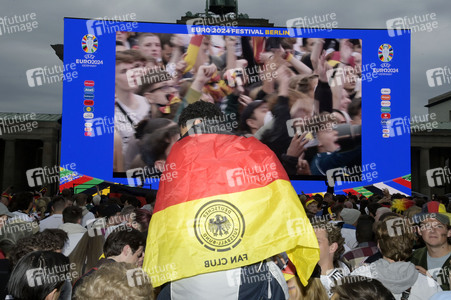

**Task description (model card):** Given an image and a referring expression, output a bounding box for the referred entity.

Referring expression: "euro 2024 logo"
[82,34,98,53]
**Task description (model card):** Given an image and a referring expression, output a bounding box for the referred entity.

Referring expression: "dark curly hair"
[178,100,224,128]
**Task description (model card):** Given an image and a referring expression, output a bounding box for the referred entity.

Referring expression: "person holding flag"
[143,100,319,299]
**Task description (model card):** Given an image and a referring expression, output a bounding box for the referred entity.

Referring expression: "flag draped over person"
[143,131,319,287]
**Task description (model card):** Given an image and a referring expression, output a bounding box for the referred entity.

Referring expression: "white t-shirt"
[115,94,150,154]
[39,214,63,231]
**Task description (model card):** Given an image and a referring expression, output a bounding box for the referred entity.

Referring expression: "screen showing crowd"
[113,31,363,181]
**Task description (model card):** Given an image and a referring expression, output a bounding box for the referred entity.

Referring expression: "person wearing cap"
[410,201,451,291]
[305,198,319,218]
[340,208,360,249]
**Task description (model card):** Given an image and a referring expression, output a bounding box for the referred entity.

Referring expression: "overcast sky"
[0,0,450,117]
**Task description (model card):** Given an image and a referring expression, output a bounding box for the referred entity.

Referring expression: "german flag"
[183,35,204,74]
[252,37,265,64]
[143,133,319,287]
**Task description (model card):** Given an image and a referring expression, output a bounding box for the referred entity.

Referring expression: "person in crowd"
[116,31,132,49]
[114,51,151,170]
[313,221,350,298]
[61,189,74,206]
[156,99,291,300]
[304,198,319,219]
[58,206,87,256]
[343,215,378,270]
[73,194,95,227]
[72,228,146,292]
[340,208,360,249]
[142,190,156,212]
[73,262,154,300]
[130,120,180,173]
[8,192,35,223]
[123,195,142,209]
[410,203,451,291]
[128,208,152,233]
[7,251,71,300]
[35,196,51,219]
[375,207,392,222]
[309,113,360,176]
[137,33,162,64]
[330,276,395,300]
[352,215,442,299]
[11,229,68,265]
[39,196,67,231]
[238,99,270,136]
[137,69,182,120]
[104,205,136,239]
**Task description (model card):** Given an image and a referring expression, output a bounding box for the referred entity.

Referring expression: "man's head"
[73,193,88,208]
[61,188,72,200]
[239,100,269,135]
[138,33,162,61]
[138,70,178,106]
[324,193,334,204]
[313,222,345,268]
[302,38,315,53]
[305,199,319,215]
[51,196,67,214]
[115,51,141,92]
[178,101,224,136]
[356,215,375,244]
[160,34,173,64]
[124,196,141,209]
[103,228,146,267]
[62,206,83,224]
[417,215,451,248]
[375,216,415,262]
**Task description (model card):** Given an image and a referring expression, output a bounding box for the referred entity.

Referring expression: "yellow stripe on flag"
[144,179,319,287]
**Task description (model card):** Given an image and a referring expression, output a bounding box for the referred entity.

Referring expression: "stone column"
[419,146,430,197]
[2,139,15,190]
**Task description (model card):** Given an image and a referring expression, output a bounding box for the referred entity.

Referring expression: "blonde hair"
[73,262,154,300]
[298,276,328,300]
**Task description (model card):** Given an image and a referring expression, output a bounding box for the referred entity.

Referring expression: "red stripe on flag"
[190,35,204,47]
[253,37,265,64]
[393,177,411,189]
[154,134,289,213]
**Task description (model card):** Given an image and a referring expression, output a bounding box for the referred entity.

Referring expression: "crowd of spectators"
[112,32,362,178]
[1,183,451,299]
